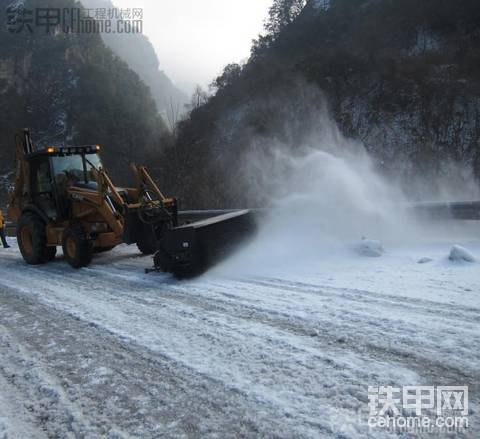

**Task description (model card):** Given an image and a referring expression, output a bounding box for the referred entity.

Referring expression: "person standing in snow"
[0,209,10,248]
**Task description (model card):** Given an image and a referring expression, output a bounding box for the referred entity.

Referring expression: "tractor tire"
[17,212,56,265]
[62,227,93,269]
[136,225,157,255]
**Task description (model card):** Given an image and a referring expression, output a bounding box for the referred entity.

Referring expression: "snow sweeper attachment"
[150,209,258,278]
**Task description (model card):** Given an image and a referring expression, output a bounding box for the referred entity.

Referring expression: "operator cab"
[50,147,102,193]
[27,145,103,221]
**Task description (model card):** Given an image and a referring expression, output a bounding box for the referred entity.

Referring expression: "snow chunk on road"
[354,239,384,257]
[418,257,433,264]
[449,245,476,263]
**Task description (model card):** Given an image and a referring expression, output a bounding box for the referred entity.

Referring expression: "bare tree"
[190,85,209,110]
[166,96,182,137]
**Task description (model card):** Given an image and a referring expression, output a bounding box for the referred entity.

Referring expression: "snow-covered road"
[0,238,478,438]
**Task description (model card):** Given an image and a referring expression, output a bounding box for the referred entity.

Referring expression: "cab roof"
[26,145,101,160]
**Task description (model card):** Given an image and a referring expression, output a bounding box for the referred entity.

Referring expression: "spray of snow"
[211,107,479,277]
[212,114,422,276]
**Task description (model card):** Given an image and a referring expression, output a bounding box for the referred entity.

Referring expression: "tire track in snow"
[3,254,479,391]
[0,258,418,437]
[239,277,480,323]
[0,287,306,438]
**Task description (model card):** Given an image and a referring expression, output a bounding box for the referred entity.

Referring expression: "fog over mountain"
[80,0,189,120]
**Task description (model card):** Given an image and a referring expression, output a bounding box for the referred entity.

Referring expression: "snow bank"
[449,245,476,263]
[354,239,384,257]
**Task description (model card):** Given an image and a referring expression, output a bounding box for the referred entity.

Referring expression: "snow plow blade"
[153,209,257,278]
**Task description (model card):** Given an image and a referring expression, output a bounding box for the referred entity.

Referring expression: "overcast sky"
[112,0,273,94]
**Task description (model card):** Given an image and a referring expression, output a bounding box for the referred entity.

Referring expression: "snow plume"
[213,108,420,276]
[209,81,480,277]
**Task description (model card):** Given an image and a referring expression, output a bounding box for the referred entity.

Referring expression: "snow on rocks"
[354,238,384,257]
[449,245,476,263]
[417,257,433,264]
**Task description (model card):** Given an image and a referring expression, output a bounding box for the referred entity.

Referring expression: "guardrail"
[412,201,480,220]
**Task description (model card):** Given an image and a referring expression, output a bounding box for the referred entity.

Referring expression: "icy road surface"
[0,239,479,438]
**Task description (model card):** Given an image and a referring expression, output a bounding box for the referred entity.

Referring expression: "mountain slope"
[161,0,480,208]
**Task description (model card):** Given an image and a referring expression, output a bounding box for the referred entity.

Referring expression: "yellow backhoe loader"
[8,129,178,268]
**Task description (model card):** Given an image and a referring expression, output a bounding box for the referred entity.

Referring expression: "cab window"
[31,159,52,194]
[85,153,102,181]
[52,155,85,187]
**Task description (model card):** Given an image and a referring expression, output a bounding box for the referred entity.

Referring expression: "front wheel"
[17,212,55,264]
[62,227,93,268]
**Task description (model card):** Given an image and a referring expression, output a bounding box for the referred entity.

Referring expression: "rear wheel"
[62,227,93,268]
[17,212,56,264]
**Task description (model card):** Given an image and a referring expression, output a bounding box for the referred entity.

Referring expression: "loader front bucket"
[153,209,258,278]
